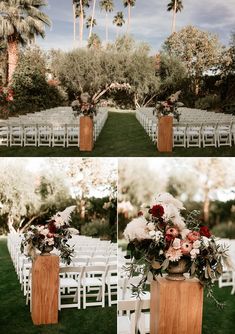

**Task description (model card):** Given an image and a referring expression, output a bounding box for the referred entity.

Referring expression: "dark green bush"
[212,222,235,239]
[11,47,64,113]
[195,94,221,110]
[81,219,114,241]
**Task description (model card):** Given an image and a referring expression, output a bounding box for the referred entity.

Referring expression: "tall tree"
[72,0,77,44]
[113,11,125,37]
[86,16,97,30]
[167,0,183,34]
[99,0,114,44]
[74,0,90,47]
[123,0,135,33]
[89,0,97,39]
[87,33,101,49]
[0,0,51,83]
[163,26,222,95]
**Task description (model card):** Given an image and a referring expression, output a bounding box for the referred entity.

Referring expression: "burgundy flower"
[48,221,57,234]
[137,211,143,216]
[199,226,211,238]
[149,204,164,218]
[165,234,174,242]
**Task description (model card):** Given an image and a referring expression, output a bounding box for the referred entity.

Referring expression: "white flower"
[159,250,164,255]
[181,229,191,239]
[147,222,155,231]
[149,230,156,238]
[172,214,186,231]
[124,216,151,241]
[155,231,163,242]
[40,228,49,236]
[193,240,201,249]
[46,238,54,246]
[154,193,185,210]
[172,238,181,249]
[201,236,210,247]
[190,248,200,259]
[68,227,79,235]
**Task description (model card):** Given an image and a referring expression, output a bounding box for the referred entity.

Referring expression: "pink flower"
[166,227,179,237]
[165,247,182,262]
[181,240,193,255]
[187,231,200,242]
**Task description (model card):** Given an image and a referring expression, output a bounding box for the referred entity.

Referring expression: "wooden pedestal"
[157,116,173,152]
[79,116,94,151]
[31,254,59,325]
[150,277,203,334]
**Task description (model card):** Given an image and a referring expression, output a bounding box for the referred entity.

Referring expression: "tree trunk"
[171,1,177,34]
[73,3,77,45]
[7,216,16,233]
[89,0,96,39]
[79,1,84,47]
[203,192,210,224]
[7,39,19,83]
[127,4,131,33]
[105,12,108,44]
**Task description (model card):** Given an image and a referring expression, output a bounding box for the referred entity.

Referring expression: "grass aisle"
[0,238,116,334]
[0,111,235,157]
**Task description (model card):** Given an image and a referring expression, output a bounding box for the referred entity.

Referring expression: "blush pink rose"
[187,231,200,242]
[181,240,193,255]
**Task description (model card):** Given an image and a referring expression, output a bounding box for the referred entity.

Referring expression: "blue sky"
[37,0,235,52]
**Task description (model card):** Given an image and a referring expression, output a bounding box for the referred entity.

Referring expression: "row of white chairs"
[7,233,117,310]
[136,108,235,148]
[0,109,108,148]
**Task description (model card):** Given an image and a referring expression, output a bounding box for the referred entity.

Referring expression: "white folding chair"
[106,264,118,306]
[82,265,107,308]
[59,266,84,309]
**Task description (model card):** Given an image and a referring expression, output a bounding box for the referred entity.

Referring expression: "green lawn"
[1,238,235,334]
[0,111,235,157]
[0,238,116,334]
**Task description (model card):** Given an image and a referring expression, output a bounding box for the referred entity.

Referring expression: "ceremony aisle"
[0,238,116,334]
[1,112,235,157]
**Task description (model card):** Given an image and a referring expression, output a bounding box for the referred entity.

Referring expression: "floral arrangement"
[21,206,77,264]
[154,91,183,122]
[124,193,232,307]
[71,92,97,117]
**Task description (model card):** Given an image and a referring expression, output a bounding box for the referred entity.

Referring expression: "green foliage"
[163,25,222,94]
[157,53,187,99]
[81,219,113,240]
[195,94,221,110]
[11,47,64,113]
[51,37,159,108]
[212,222,235,239]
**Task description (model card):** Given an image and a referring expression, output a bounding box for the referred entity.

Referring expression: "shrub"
[81,219,113,240]
[212,222,235,239]
[11,47,65,113]
[195,94,221,110]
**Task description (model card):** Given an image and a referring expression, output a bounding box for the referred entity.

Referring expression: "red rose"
[199,226,211,238]
[48,221,57,234]
[149,204,164,218]
[138,211,143,216]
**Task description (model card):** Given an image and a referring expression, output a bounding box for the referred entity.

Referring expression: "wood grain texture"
[150,277,203,334]
[31,254,59,325]
[79,116,94,151]
[157,116,173,152]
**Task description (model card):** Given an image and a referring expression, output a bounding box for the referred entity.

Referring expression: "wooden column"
[31,254,59,325]
[157,116,173,152]
[150,277,203,334]
[79,116,94,151]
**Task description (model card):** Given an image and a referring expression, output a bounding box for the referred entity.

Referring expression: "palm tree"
[86,16,97,30]
[75,0,90,47]
[87,33,101,49]
[89,0,97,39]
[72,0,77,44]
[99,0,114,44]
[123,0,135,33]
[113,12,125,37]
[167,0,183,34]
[0,0,51,83]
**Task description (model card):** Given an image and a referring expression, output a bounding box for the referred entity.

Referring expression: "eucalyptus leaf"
[161,258,169,271]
